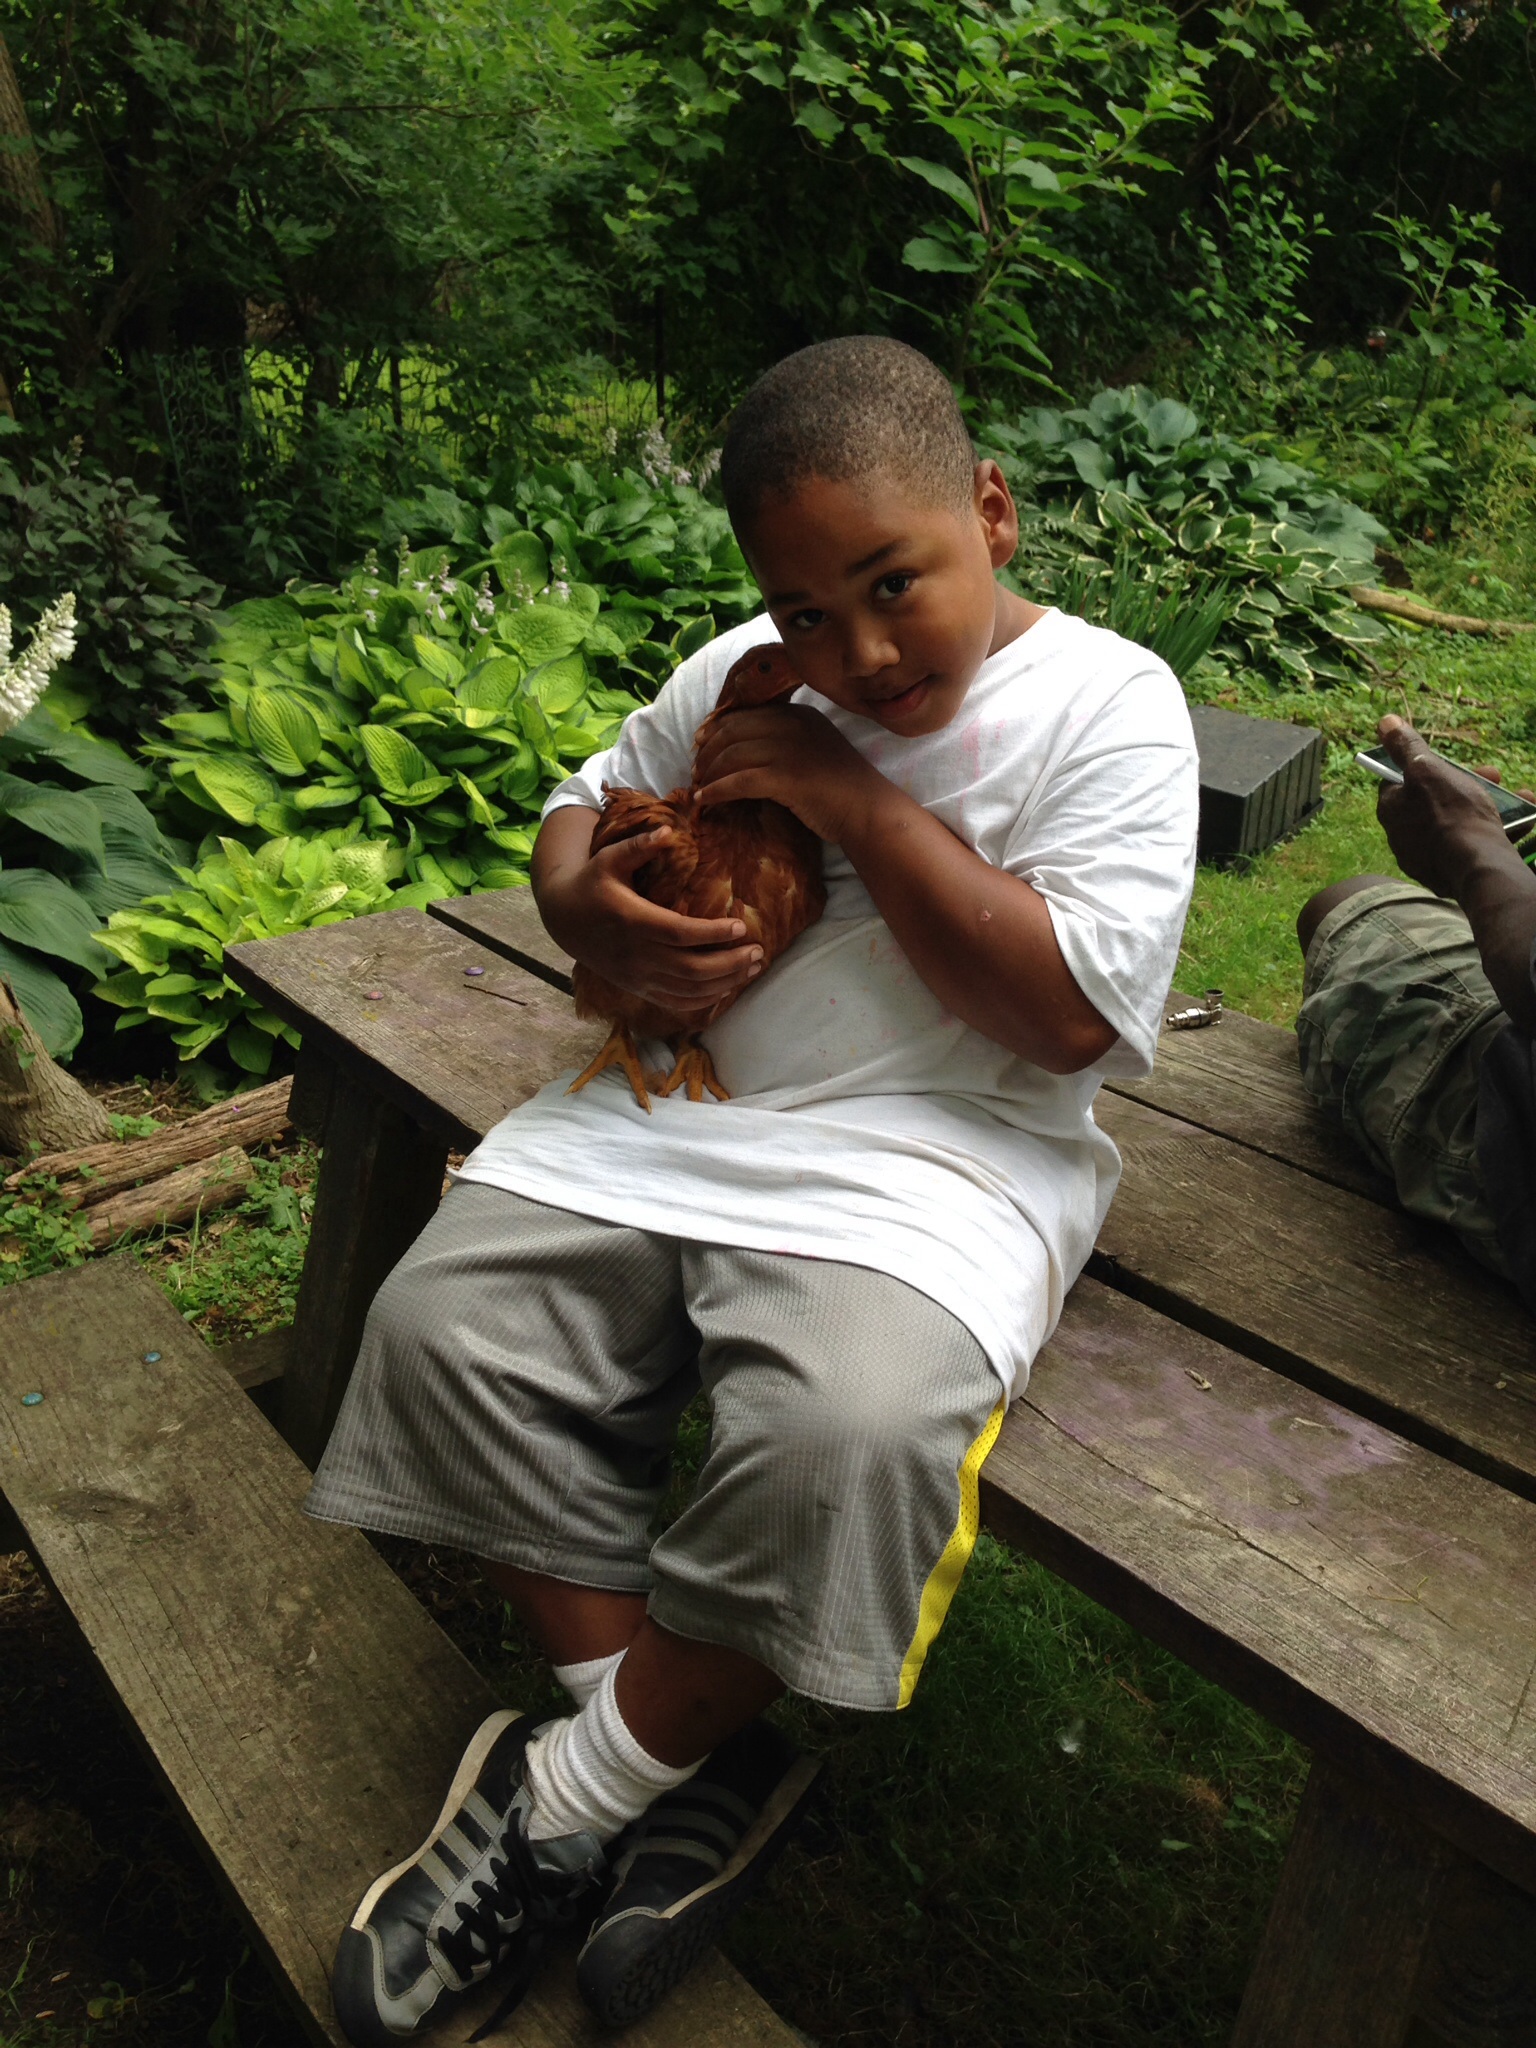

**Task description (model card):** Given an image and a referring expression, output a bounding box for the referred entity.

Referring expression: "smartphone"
[1356,745,1536,840]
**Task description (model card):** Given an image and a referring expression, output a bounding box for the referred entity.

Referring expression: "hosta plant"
[0,598,183,1055]
[1003,491,1393,693]
[986,387,1391,561]
[93,828,438,1073]
[145,544,722,890]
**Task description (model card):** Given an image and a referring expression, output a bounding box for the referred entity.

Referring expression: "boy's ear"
[974,460,1019,569]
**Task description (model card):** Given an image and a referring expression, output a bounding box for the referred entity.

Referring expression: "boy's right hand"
[533,807,764,1014]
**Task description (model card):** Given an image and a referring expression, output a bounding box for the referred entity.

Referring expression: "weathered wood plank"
[1093,1092,1536,1497]
[0,1260,800,2048]
[427,888,575,993]
[1229,1763,1447,2048]
[226,911,600,1154]
[990,1279,1536,1892]
[1105,996,1386,1201]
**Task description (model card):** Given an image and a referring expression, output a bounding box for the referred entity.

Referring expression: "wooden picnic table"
[5,882,1533,2047]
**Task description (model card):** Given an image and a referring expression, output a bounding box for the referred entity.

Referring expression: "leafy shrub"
[0,705,183,1056]
[93,829,436,1073]
[378,457,757,654]
[1275,211,1536,540]
[983,389,1394,691]
[0,445,222,735]
[1007,494,1392,693]
[989,388,1387,559]
[146,498,748,888]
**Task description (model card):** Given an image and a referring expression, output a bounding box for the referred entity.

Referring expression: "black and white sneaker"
[575,1720,821,2029]
[332,1710,604,2047]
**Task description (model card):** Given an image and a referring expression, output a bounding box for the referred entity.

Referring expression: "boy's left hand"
[694,704,877,843]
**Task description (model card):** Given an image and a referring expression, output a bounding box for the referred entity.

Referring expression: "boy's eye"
[785,608,825,632]
[875,572,914,600]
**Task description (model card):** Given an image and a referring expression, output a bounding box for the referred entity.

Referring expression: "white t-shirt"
[457,608,1198,1397]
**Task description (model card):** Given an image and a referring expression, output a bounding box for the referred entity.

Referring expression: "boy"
[308,337,1199,2043]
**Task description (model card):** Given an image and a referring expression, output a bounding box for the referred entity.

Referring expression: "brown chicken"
[566,642,826,1111]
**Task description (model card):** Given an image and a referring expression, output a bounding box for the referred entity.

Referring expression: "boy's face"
[739,461,1026,737]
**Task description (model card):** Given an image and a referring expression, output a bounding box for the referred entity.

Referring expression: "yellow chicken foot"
[658,1035,730,1104]
[567,1022,652,1113]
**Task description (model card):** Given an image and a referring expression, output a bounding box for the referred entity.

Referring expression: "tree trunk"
[0,30,59,254]
[0,981,113,1160]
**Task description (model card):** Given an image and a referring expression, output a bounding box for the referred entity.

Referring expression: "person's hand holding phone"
[1374,715,1533,898]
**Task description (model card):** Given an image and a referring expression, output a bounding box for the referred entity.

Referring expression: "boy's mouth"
[865,676,932,720]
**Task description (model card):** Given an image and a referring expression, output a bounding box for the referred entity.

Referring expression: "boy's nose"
[843,619,900,680]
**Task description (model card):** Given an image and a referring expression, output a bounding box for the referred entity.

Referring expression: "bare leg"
[482,1562,782,1766]
[615,1618,785,1767]
[482,1558,648,1663]
[567,1022,652,1113]
[1296,873,1400,959]
[658,1035,730,1104]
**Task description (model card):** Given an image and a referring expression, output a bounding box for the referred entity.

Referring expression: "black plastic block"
[1190,703,1325,863]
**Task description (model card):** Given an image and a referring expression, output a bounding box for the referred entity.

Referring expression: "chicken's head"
[718,642,802,710]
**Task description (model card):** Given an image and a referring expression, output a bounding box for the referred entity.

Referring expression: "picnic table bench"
[5,884,1535,2046]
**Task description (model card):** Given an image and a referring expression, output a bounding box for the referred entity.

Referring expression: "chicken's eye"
[875,572,915,601]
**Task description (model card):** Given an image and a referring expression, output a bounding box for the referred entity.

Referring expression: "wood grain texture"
[4,1077,292,1197]
[84,1144,253,1245]
[0,1260,799,2048]
[282,1069,448,1468]
[1229,1763,1447,2048]
[225,911,600,1153]
[426,890,575,993]
[989,1279,1536,1891]
[1095,1093,1536,1497]
[1105,996,1386,1200]
[1411,1858,1536,2046]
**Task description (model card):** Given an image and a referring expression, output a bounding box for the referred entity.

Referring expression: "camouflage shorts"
[1296,881,1512,1277]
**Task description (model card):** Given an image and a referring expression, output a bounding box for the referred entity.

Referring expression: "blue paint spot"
[21,1392,43,1407]
[143,1351,162,1363]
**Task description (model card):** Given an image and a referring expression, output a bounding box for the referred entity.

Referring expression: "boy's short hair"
[721,338,975,536]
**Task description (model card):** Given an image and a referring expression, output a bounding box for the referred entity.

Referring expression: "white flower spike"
[0,593,78,737]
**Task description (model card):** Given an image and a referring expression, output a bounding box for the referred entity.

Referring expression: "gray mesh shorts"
[1296,880,1512,1275]
[305,1183,1004,1710]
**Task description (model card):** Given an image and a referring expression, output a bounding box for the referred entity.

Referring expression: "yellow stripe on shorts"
[896,1396,1006,1709]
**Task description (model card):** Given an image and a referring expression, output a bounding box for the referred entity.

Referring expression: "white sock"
[524,1664,699,1844]
[552,1648,625,1709]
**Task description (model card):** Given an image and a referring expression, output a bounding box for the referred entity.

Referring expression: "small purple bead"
[465,965,485,976]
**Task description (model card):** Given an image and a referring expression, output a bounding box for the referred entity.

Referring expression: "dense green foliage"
[0,706,181,1054]
[0,445,222,732]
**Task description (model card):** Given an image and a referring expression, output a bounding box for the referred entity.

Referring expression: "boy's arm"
[693,707,1119,1074]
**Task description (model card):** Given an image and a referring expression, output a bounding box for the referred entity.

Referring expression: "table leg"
[1230,1761,1448,2048]
[281,1054,447,1469]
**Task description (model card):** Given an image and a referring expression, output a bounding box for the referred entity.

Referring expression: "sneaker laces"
[436,1844,527,1979]
[465,1821,597,2042]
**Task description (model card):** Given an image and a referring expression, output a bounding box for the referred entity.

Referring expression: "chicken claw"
[658,1036,730,1104]
[568,1023,652,1113]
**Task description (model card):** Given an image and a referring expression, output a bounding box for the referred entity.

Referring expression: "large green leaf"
[0,776,106,864]
[0,870,107,971]
[491,530,549,597]
[71,825,184,914]
[6,710,153,790]
[411,636,465,687]
[500,605,587,667]
[526,653,589,716]
[191,755,279,825]
[359,724,433,795]
[0,936,82,1057]
[457,657,524,727]
[248,687,324,776]
[226,596,305,636]
[896,155,980,225]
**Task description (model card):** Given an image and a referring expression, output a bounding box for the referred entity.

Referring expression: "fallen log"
[85,1146,254,1248]
[1350,587,1536,635]
[6,1076,292,1200]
